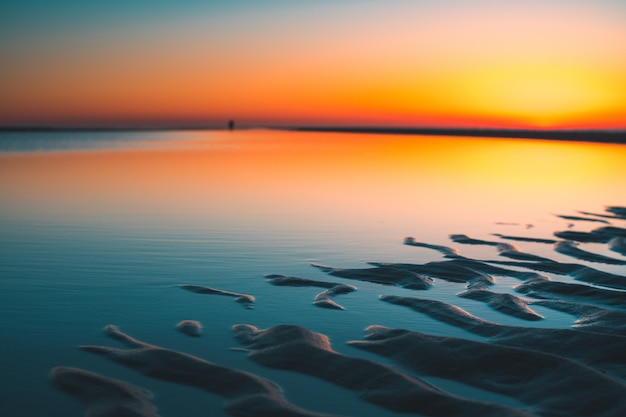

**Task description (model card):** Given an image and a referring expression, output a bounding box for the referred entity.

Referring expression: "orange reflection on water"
[1,130,624,234]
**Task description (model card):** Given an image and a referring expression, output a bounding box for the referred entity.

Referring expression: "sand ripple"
[457,289,543,321]
[367,260,493,286]
[556,214,610,224]
[80,325,341,417]
[554,240,626,265]
[51,366,160,417]
[554,226,626,243]
[176,319,202,337]
[450,234,500,246]
[380,295,626,380]
[180,284,255,308]
[514,275,626,310]
[312,263,434,290]
[491,234,557,244]
[49,204,626,416]
[530,300,626,335]
[232,324,534,417]
[350,326,626,417]
[403,237,460,257]
[265,274,356,310]
[609,237,626,256]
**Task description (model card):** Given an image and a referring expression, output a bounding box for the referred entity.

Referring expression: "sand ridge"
[50,204,626,416]
[232,324,535,417]
[349,325,626,417]
[379,295,626,380]
[79,325,342,417]
[51,366,160,417]
[180,284,255,308]
[312,263,434,290]
[265,274,357,310]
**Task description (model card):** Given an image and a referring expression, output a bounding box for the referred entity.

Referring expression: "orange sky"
[2,0,626,129]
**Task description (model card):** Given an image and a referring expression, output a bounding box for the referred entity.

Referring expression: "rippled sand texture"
[265,275,357,310]
[52,206,626,417]
[79,325,341,417]
[51,367,160,417]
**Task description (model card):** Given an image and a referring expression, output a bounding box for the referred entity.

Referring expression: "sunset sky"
[2,0,626,129]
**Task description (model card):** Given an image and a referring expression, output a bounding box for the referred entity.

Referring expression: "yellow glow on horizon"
[456,64,623,128]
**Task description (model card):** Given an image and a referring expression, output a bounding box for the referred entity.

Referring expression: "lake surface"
[1,129,625,417]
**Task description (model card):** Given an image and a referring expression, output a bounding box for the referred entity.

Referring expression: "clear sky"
[2,0,626,129]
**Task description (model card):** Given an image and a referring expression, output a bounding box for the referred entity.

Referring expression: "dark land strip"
[290,127,626,144]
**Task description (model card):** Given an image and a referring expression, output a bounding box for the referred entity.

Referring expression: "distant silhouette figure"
[228,120,235,130]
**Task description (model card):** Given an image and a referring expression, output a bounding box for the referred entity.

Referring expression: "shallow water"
[1,129,625,417]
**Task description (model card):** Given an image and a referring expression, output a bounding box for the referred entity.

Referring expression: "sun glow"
[460,64,622,127]
[1,1,625,128]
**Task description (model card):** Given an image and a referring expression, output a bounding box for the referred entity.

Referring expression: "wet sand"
[50,205,626,416]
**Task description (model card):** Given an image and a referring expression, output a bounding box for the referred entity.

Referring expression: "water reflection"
[1,130,625,417]
[1,130,624,235]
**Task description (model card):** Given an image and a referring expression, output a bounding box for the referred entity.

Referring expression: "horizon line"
[1,125,625,144]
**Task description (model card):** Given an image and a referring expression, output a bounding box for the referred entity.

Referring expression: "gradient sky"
[2,0,626,129]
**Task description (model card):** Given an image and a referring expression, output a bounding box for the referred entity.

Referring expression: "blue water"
[1,130,624,417]
[1,218,457,417]
[0,130,178,153]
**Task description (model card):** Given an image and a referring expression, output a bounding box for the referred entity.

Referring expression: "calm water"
[1,129,625,417]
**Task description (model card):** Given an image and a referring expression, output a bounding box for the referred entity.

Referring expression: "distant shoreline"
[289,126,626,144]
[1,125,625,144]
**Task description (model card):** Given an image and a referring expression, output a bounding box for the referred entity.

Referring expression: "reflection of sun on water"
[0,131,624,231]
[442,137,613,183]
